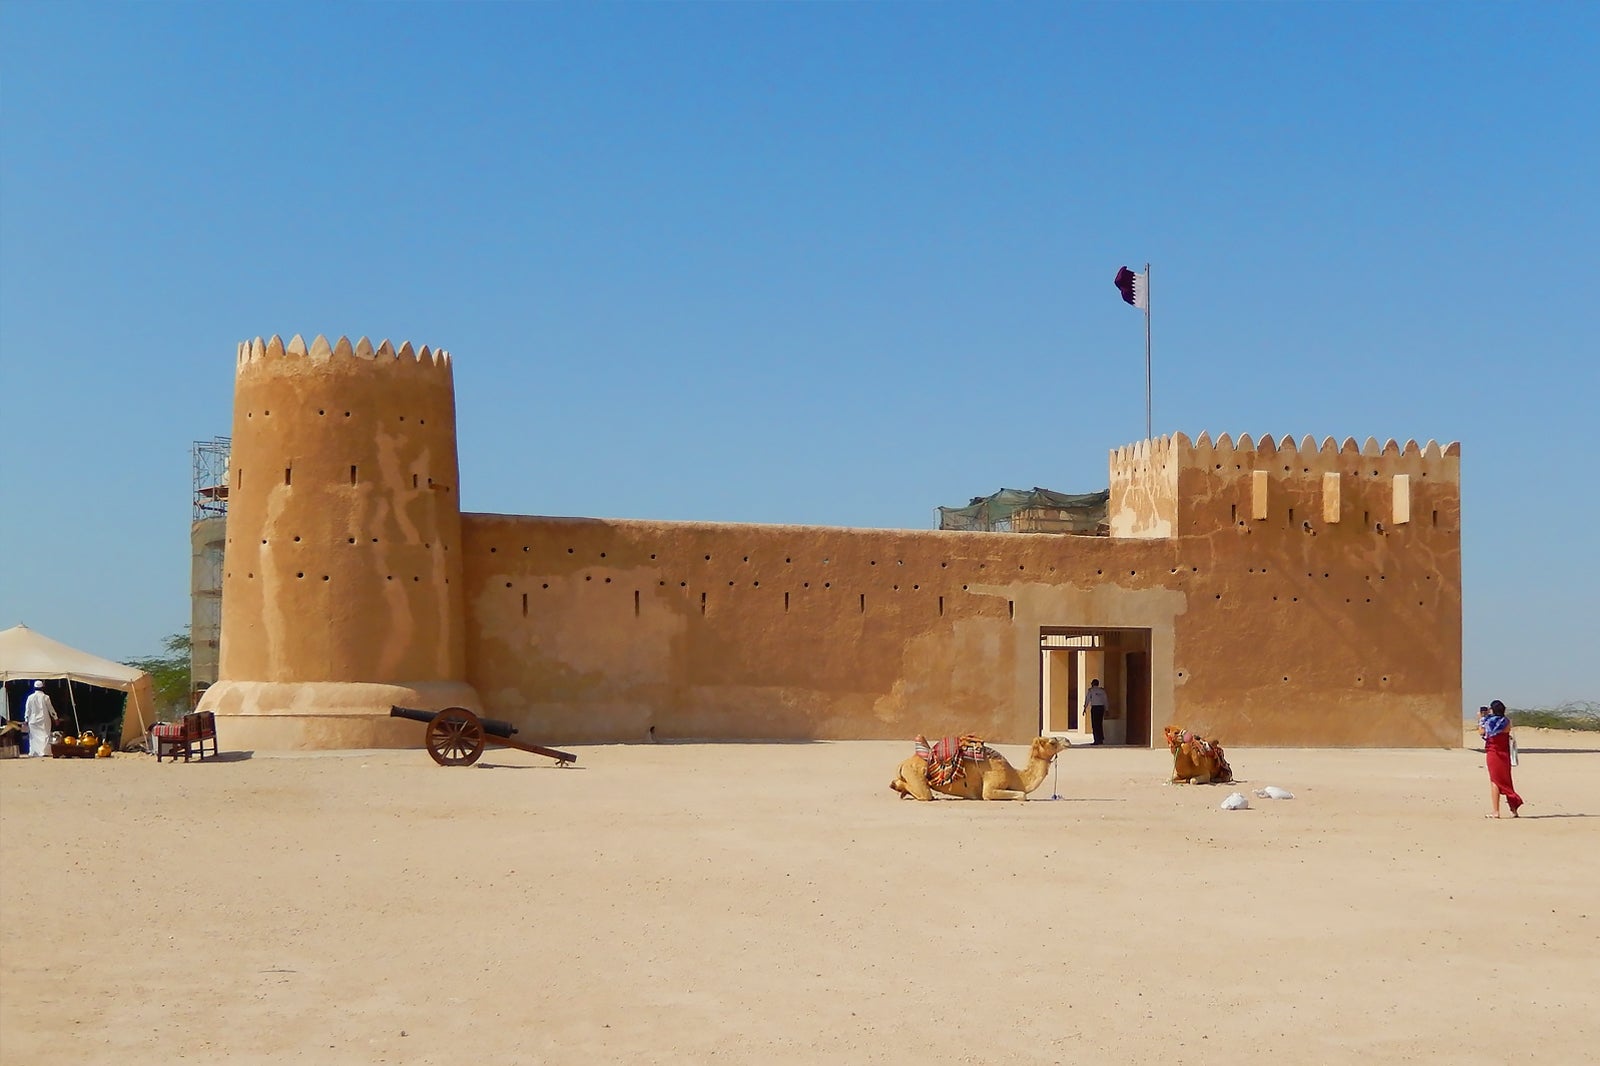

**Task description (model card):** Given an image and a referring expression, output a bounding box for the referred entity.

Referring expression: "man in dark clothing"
[1084,679,1109,745]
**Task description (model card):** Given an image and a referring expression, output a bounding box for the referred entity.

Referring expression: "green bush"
[126,630,191,720]
[1508,700,1600,732]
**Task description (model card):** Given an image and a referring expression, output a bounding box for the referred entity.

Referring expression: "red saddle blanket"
[914,734,996,788]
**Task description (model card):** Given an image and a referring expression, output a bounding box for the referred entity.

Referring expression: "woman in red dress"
[1479,699,1523,818]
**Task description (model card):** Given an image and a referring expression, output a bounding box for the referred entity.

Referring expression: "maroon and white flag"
[1114,265,1148,310]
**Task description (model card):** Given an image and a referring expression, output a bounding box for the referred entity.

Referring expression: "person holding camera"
[1478,699,1523,818]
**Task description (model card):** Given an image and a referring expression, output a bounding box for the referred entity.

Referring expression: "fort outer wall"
[197,334,1462,749]
[460,516,1188,745]
[1110,432,1461,746]
[460,431,1460,748]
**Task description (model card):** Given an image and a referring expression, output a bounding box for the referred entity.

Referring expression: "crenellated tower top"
[1109,432,1461,540]
[235,334,454,374]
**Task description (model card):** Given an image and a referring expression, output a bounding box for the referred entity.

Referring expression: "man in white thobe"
[25,680,57,757]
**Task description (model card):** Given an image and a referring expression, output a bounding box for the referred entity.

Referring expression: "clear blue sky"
[2,3,1595,710]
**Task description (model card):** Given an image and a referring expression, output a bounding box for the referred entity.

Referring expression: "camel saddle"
[913,733,996,788]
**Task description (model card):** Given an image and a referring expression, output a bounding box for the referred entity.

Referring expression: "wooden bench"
[152,711,219,762]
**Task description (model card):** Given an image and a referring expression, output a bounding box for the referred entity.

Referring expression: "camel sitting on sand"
[890,735,1071,801]
[1164,726,1233,784]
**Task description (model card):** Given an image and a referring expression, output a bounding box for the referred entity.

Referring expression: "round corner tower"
[196,333,482,749]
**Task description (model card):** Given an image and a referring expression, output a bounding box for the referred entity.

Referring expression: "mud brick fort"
[194,335,1462,750]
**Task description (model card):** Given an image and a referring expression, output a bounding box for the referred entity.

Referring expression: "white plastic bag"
[1510,738,1519,767]
[1220,791,1250,810]
[1253,785,1295,800]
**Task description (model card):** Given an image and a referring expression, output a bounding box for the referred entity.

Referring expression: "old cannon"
[389,706,576,768]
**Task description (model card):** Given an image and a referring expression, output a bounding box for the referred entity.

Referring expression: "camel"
[1164,726,1233,784]
[890,735,1071,801]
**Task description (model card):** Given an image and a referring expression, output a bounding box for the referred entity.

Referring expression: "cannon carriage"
[389,706,575,767]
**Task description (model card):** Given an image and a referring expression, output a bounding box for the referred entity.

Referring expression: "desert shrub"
[1508,700,1600,732]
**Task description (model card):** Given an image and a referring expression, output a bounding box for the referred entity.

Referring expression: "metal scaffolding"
[190,438,230,704]
[192,437,231,521]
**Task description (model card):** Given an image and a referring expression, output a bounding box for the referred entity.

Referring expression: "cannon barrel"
[388,706,519,738]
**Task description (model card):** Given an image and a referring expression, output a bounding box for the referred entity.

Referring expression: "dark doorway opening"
[1038,627,1153,747]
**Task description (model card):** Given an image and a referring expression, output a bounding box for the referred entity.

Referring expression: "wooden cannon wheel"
[425,707,487,766]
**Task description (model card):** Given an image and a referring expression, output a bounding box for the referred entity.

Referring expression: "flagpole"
[1143,262,1152,441]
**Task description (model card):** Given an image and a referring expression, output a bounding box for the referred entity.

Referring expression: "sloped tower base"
[197,680,483,751]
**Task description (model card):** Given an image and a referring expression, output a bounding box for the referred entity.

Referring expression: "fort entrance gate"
[1040,627,1152,747]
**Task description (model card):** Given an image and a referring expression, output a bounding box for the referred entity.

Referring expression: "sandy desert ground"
[2,727,1596,1066]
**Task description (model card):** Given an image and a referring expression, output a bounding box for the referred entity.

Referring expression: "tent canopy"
[0,623,156,742]
[0,623,147,688]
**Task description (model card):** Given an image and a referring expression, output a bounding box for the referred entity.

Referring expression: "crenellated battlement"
[1113,432,1460,469]
[1110,432,1461,539]
[235,334,453,372]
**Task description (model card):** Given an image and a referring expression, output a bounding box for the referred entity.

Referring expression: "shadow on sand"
[1516,747,1600,755]
[192,751,254,764]
[1470,746,1600,756]
[474,761,585,771]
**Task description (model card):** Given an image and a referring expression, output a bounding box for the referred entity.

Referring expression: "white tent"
[0,623,157,747]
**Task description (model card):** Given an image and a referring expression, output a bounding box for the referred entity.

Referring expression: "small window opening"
[634,590,641,617]
[522,593,528,617]
[284,467,292,486]
[349,465,357,485]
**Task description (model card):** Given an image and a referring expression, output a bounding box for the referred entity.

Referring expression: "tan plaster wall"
[1111,433,1462,747]
[1108,437,1179,538]
[460,516,1187,746]
[215,336,466,685]
[459,433,1461,750]
[200,337,481,739]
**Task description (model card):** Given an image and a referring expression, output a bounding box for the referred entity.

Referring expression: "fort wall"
[199,336,1464,750]
[460,514,1186,744]
[1127,433,1462,745]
